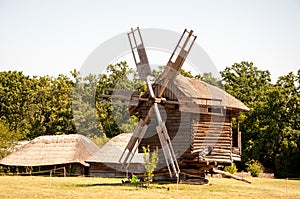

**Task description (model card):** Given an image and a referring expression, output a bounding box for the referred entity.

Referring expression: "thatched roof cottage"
[0,134,100,176]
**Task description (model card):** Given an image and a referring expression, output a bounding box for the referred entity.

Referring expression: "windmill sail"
[127,27,151,80]
[119,27,197,178]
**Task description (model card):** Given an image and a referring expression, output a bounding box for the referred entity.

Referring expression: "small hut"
[135,74,249,177]
[0,134,100,176]
[87,133,145,177]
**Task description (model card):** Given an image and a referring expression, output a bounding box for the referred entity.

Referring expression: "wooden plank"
[192,134,231,138]
[193,140,231,144]
[192,144,231,149]
[193,138,231,142]
[213,169,251,184]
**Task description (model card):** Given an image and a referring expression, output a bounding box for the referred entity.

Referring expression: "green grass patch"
[0,176,299,198]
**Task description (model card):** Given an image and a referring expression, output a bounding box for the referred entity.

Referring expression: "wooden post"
[237,116,242,154]
[230,117,233,164]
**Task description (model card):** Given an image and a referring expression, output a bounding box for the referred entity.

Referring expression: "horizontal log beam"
[213,169,252,184]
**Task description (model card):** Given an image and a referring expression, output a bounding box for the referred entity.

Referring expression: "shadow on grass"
[76,181,172,190]
[76,182,124,187]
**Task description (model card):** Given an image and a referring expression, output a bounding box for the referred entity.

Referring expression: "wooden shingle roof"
[173,75,249,112]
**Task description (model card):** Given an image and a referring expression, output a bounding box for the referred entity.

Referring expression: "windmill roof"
[0,134,100,167]
[86,133,144,164]
[173,75,249,112]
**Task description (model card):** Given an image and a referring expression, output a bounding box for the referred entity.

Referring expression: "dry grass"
[0,176,299,199]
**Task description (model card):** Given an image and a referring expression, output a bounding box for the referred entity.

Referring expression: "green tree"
[24,74,75,139]
[221,61,300,177]
[0,71,33,136]
[72,71,103,138]
[263,71,300,177]
[221,62,272,165]
[72,62,143,138]
[221,61,271,106]
[0,120,21,158]
[0,71,76,140]
[95,62,143,138]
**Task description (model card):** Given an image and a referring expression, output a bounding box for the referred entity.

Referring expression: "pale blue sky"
[0,0,299,80]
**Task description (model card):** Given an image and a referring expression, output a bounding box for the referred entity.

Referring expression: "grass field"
[0,176,299,199]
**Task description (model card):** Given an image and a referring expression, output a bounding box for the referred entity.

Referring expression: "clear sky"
[0,0,299,81]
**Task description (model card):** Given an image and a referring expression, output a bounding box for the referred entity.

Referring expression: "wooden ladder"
[127,27,151,81]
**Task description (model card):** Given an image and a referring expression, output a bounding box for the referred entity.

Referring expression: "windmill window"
[232,130,239,147]
[208,107,222,114]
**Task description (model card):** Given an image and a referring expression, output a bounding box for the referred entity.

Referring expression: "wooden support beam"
[213,169,252,184]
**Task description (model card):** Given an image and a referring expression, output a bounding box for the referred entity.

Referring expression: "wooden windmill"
[119,27,197,178]
[97,27,249,180]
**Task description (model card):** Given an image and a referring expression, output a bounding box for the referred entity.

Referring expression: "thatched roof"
[0,134,100,167]
[173,75,249,112]
[87,133,144,164]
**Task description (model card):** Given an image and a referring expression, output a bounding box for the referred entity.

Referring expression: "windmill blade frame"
[155,29,197,98]
[119,27,197,178]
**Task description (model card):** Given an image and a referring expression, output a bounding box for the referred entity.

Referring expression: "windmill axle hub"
[154,97,166,104]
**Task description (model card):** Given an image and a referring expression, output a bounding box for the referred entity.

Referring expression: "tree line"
[0,61,299,177]
[221,62,299,178]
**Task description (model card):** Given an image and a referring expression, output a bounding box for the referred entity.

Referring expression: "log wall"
[138,103,191,160]
[191,114,233,164]
[135,85,242,175]
[137,102,241,167]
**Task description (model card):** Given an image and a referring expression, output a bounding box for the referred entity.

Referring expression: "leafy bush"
[224,164,238,174]
[142,145,158,182]
[246,160,261,177]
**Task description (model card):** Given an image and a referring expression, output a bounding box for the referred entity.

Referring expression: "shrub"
[142,145,158,182]
[224,164,238,174]
[246,160,261,177]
